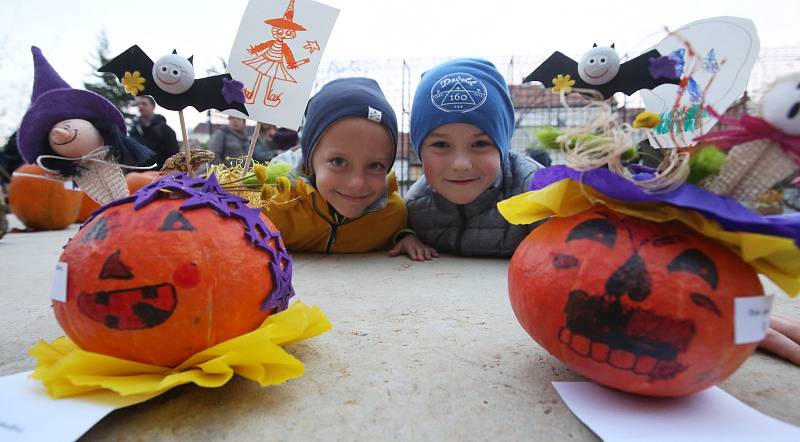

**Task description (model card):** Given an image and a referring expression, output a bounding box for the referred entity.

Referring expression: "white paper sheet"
[0,371,152,442]
[553,382,800,442]
[641,16,760,149]
[226,0,339,129]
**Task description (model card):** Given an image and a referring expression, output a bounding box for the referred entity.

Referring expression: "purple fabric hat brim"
[17,89,125,163]
[531,165,800,244]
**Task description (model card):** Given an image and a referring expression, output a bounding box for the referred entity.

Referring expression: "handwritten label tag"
[63,181,76,190]
[734,295,774,344]
[48,262,68,302]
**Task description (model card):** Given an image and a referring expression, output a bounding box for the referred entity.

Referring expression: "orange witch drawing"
[242,0,311,107]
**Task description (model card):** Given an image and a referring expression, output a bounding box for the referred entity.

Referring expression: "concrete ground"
[1,215,799,441]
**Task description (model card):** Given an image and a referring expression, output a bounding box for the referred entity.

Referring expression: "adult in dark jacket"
[129,95,179,169]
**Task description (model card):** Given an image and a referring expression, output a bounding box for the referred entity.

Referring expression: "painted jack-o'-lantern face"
[509,206,763,397]
[53,174,294,367]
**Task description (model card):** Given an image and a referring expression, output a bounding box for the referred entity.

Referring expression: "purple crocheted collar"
[84,173,294,311]
[530,165,800,245]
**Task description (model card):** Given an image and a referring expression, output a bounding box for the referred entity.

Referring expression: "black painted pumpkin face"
[53,198,275,367]
[508,206,763,397]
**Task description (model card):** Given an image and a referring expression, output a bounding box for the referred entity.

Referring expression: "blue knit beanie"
[410,58,514,164]
[301,77,398,173]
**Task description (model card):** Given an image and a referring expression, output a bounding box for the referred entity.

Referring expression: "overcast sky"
[1,0,798,139]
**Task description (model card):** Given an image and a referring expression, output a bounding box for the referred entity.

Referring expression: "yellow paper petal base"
[30,301,332,399]
[498,179,800,296]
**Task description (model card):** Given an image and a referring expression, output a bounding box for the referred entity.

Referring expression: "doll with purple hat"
[17,46,155,205]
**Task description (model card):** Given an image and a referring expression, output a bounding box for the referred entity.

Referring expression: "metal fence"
[312,47,800,194]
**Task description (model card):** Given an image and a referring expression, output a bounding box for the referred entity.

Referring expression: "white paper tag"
[48,262,68,302]
[734,295,774,344]
[63,181,75,190]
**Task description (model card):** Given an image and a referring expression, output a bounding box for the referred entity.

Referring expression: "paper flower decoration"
[633,112,661,129]
[551,74,576,94]
[121,71,146,96]
[221,77,246,104]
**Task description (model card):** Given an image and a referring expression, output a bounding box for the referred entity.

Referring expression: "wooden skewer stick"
[242,121,262,177]
[178,110,192,176]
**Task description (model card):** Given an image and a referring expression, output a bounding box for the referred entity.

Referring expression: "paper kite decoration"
[100,45,249,114]
[525,44,680,99]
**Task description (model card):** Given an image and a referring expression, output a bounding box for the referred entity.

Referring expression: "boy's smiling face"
[421,123,501,205]
[310,117,394,218]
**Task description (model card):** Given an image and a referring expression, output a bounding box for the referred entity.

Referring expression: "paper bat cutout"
[524,44,680,99]
[100,45,248,114]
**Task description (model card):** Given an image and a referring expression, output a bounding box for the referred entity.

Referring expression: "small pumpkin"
[7,164,82,230]
[509,206,763,397]
[125,171,160,194]
[76,171,161,222]
[53,174,294,367]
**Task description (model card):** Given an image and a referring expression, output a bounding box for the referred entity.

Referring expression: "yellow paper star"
[122,71,146,96]
[551,74,575,94]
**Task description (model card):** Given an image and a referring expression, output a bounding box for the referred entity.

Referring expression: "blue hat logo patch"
[430,72,487,113]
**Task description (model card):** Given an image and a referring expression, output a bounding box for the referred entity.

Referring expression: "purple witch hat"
[17,46,126,164]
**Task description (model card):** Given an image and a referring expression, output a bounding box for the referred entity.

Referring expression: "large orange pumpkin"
[53,173,294,367]
[75,171,160,222]
[7,164,82,230]
[509,206,763,397]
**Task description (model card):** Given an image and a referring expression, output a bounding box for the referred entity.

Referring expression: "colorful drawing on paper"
[640,17,760,149]
[242,0,309,108]
[227,0,339,129]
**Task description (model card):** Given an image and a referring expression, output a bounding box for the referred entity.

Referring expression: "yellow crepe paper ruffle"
[29,301,332,399]
[498,179,800,296]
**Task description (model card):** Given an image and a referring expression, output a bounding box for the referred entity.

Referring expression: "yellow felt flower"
[276,176,291,194]
[551,74,575,94]
[122,71,146,96]
[633,112,661,129]
[253,164,269,182]
[29,302,331,399]
[261,183,278,201]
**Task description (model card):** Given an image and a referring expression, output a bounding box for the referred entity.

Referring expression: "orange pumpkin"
[75,192,102,223]
[7,164,82,230]
[509,206,763,397]
[76,171,160,222]
[53,174,294,367]
[125,171,160,194]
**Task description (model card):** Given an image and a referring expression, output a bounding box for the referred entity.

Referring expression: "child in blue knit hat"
[265,77,435,258]
[405,58,543,257]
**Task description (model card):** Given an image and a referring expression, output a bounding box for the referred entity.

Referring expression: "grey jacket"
[406,151,542,257]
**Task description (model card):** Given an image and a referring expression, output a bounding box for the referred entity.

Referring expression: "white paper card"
[553,381,800,442]
[642,16,760,148]
[226,0,339,129]
[734,295,775,344]
[0,372,152,442]
[48,262,68,302]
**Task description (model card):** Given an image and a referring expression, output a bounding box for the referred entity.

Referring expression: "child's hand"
[388,235,439,261]
[758,315,800,366]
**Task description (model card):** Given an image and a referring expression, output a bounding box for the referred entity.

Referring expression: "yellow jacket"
[263,172,407,253]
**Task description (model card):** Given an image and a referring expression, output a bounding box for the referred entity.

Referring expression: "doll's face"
[420,123,501,205]
[48,119,105,158]
[578,46,621,86]
[152,54,195,94]
[761,74,800,136]
[310,117,393,219]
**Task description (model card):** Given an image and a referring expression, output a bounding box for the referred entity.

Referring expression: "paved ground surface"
[1,216,798,441]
